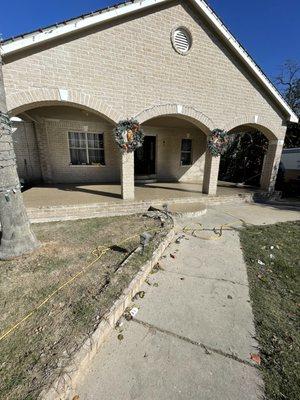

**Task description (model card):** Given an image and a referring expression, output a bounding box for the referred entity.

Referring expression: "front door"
[135,136,156,176]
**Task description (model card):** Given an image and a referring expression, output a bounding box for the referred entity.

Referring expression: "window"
[68,132,105,165]
[181,139,192,166]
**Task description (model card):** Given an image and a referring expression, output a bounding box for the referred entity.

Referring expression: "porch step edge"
[27,193,255,223]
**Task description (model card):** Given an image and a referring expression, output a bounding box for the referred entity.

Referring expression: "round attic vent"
[171,27,192,55]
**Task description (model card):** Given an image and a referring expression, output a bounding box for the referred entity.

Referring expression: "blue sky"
[0,0,299,82]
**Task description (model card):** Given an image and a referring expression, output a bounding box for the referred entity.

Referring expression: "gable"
[1,0,297,127]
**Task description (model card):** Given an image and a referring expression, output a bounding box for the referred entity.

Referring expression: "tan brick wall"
[3,0,287,139]
[12,122,42,183]
[16,118,205,184]
[144,126,206,182]
[37,119,120,184]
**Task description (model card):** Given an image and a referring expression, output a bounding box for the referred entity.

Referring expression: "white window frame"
[68,131,105,166]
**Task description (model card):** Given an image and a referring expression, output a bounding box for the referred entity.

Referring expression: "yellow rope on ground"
[0,233,144,343]
[0,214,246,342]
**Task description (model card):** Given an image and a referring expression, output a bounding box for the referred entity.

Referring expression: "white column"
[121,152,135,200]
[202,150,220,196]
[260,139,284,192]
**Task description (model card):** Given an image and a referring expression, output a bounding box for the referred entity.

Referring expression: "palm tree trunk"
[0,57,39,259]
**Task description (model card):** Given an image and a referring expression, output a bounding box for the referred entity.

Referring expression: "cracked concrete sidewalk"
[76,202,299,400]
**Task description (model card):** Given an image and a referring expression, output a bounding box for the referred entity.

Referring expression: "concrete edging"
[39,227,176,400]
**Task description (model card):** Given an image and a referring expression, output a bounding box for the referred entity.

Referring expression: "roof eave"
[190,0,298,124]
[0,0,169,56]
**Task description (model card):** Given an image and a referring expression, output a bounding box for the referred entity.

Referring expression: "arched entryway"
[117,104,215,200]
[7,88,119,125]
[221,118,284,193]
[9,102,118,187]
[219,127,269,188]
[137,115,207,183]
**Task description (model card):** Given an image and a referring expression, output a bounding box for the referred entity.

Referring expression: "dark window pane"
[87,133,104,149]
[87,133,97,148]
[181,139,192,165]
[70,148,87,165]
[99,134,104,148]
[181,139,192,152]
[88,149,105,165]
[69,132,79,148]
[181,151,192,166]
[99,149,105,165]
[78,133,86,148]
[69,132,86,149]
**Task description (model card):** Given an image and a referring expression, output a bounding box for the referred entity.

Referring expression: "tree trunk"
[0,57,39,259]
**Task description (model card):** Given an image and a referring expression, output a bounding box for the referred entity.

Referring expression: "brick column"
[121,152,135,200]
[202,150,220,195]
[260,139,284,192]
[34,122,53,183]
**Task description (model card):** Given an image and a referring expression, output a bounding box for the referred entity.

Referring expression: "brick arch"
[223,115,282,141]
[135,104,214,134]
[6,88,119,124]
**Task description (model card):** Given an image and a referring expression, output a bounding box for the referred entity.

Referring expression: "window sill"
[69,164,106,168]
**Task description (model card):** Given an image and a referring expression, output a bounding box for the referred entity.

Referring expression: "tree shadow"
[44,184,122,200]
[110,245,128,253]
[135,182,203,195]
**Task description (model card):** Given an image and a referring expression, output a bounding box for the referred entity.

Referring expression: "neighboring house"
[278,148,300,193]
[1,0,298,200]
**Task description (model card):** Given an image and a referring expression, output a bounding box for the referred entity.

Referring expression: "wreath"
[0,111,12,137]
[208,129,231,157]
[114,118,144,153]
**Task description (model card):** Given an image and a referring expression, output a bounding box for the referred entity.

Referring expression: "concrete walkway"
[76,203,299,400]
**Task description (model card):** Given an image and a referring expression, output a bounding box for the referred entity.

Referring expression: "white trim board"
[1,0,167,55]
[191,0,298,123]
[1,0,298,123]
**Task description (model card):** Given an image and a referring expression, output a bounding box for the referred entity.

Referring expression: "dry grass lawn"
[0,214,171,400]
[240,221,300,400]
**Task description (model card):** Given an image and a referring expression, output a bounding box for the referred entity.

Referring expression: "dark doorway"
[135,136,156,176]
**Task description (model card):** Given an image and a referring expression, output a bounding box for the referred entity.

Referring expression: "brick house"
[1,0,298,200]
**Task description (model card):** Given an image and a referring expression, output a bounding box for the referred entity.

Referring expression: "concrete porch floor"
[23,182,258,208]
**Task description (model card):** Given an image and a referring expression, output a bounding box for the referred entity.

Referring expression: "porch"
[12,104,283,204]
[23,181,259,222]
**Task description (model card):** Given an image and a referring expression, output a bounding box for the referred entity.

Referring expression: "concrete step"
[27,192,255,223]
[165,202,207,218]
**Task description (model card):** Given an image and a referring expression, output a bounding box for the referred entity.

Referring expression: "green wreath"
[114,118,144,153]
[208,129,231,157]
